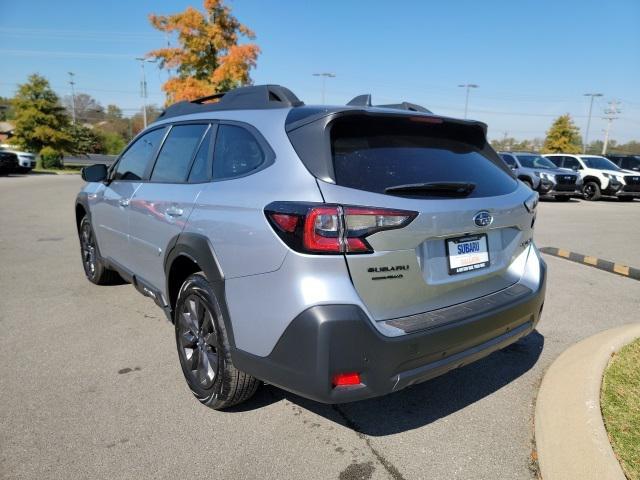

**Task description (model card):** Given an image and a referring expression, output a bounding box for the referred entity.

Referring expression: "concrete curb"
[535,324,640,480]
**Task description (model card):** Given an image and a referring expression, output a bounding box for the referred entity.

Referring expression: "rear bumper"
[233,256,546,404]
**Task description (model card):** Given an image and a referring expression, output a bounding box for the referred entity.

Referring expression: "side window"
[564,157,580,170]
[115,128,166,181]
[546,156,561,168]
[212,124,265,180]
[188,127,213,183]
[501,154,517,168]
[151,124,209,183]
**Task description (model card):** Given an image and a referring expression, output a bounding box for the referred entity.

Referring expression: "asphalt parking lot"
[1,175,639,480]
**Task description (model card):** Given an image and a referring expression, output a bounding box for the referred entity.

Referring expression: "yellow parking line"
[583,256,598,266]
[613,264,630,276]
[557,249,571,258]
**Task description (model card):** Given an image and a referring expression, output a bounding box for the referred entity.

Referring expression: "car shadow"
[539,197,581,203]
[230,330,544,436]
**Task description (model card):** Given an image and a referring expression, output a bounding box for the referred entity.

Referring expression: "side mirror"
[81,164,108,182]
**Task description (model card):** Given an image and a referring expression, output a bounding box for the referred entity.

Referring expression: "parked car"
[76,84,546,409]
[543,154,639,201]
[499,151,581,201]
[0,146,36,172]
[0,150,19,175]
[605,154,640,172]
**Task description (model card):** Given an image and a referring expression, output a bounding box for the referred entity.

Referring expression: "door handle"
[119,198,130,207]
[166,206,184,218]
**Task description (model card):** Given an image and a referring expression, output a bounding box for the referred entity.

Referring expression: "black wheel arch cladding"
[164,232,236,348]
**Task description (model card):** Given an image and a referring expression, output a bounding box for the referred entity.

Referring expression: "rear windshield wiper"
[384,182,476,197]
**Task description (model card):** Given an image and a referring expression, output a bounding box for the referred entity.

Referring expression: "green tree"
[0,96,13,121]
[11,74,71,153]
[542,114,582,153]
[98,104,131,139]
[67,124,105,154]
[100,131,126,155]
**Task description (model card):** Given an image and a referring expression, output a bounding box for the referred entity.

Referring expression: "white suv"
[543,154,640,201]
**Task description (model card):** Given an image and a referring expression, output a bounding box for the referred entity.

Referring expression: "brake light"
[332,372,361,387]
[265,202,417,254]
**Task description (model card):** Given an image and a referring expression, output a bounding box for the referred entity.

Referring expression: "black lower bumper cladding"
[233,263,546,404]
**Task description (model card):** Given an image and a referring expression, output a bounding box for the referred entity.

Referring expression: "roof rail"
[346,94,431,113]
[157,84,304,120]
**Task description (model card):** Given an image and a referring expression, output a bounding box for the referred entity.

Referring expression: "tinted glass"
[331,117,517,198]
[500,154,517,167]
[545,156,562,167]
[622,157,640,170]
[115,128,166,180]
[581,156,620,170]
[213,125,265,179]
[568,158,583,169]
[188,128,212,183]
[515,154,557,169]
[151,124,208,183]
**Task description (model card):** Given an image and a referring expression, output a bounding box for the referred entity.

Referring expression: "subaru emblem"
[473,211,493,227]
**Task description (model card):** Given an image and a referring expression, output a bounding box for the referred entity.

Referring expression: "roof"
[0,121,14,133]
[153,84,487,135]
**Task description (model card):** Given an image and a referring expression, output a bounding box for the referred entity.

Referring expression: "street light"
[136,57,157,128]
[68,72,76,125]
[458,84,478,119]
[312,73,336,104]
[583,93,603,153]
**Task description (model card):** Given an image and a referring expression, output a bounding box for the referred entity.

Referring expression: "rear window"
[330,116,517,198]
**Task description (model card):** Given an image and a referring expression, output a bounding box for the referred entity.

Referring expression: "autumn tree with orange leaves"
[147,0,260,104]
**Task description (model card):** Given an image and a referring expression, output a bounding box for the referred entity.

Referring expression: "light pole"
[458,84,478,119]
[583,93,603,153]
[136,57,156,128]
[68,72,76,125]
[312,73,336,104]
[602,99,621,155]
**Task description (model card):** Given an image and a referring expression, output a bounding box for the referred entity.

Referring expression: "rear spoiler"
[346,94,432,113]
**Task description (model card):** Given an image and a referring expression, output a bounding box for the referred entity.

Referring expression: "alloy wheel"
[583,184,596,200]
[80,221,96,277]
[178,294,219,389]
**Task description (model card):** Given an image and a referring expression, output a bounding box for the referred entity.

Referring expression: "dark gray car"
[500,152,581,201]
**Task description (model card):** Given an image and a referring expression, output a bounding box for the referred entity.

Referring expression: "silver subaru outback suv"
[76,85,546,409]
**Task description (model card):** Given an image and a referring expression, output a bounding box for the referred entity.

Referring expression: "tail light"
[265,202,417,254]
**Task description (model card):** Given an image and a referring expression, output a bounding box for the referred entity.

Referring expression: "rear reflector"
[265,202,417,255]
[332,372,361,387]
[271,213,298,233]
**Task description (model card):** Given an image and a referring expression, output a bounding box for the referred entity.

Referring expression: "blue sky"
[1,0,639,142]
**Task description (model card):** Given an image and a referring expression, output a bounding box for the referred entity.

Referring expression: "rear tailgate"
[318,183,533,320]
[301,112,534,321]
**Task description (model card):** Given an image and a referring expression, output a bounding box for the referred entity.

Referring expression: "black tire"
[582,181,601,201]
[555,195,571,202]
[78,216,121,285]
[175,272,259,410]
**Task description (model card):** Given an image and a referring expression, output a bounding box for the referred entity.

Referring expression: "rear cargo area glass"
[330,116,516,198]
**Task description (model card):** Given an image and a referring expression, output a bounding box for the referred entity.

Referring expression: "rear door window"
[501,154,517,168]
[331,116,516,198]
[563,157,581,170]
[151,124,209,183]
[114,127,167,181]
